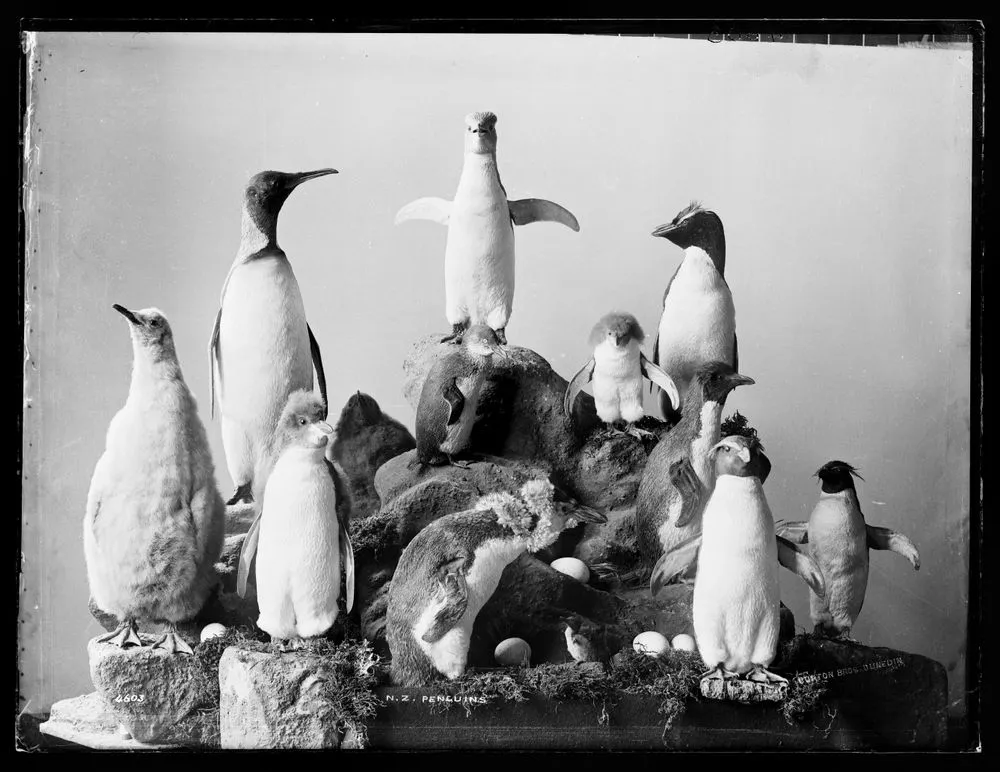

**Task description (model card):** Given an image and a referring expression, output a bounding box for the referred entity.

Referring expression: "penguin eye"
[298,417,307,426]
[149,319,160,328]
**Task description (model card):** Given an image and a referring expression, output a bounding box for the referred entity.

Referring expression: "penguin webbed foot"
[150,628,194,656]
[447,454,478,469]
[493,328,508,346]
[624,423,657,441]
[226,482,254,506]
[701,666,740,682]
[440,323,468,345]
[97,619,143,649]
[746,665,788,685]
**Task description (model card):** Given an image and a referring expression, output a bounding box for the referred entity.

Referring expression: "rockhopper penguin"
[775,461,920,640]
[210,168,337,505]
[386,479,607,686]
[84,305,225,655]
[395,111,580,345]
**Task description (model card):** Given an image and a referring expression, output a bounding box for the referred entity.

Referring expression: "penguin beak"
[651,222,681,242]
[112,304,140,325]
[316,421,334,435]
[727,374,756,388]
[570,506,607,524]
[284,168,338,190]
[614,334,625,347]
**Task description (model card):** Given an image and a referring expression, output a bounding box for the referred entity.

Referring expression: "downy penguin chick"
[386,479,607,686]
[84,305,225,654]
[236,390,355,646]
[650,203,738,423]
[775,461,920,640]
[210,168,337,505]
[563,613,629,664]
[564,312,681,440]
[395,111,580,345]
[414,324,507,468]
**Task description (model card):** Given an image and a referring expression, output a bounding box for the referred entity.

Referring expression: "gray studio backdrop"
[21,32,972,720]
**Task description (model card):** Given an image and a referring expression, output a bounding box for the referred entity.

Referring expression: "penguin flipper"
[671,457,707,528]
[307,324,328,419]
[442,378,465,426]
[650,534,702,597]
[867,525,921,570]
[641,353,681,414]
[236,509,263,598]
[421,557,470,643]
[395,197,452,226]
[774,520,809,544]
[209,308,222,420]
[326,459,355,613]
[563,359,596,416]
[776,535,826,598]
[508,199,580,232]
[732,331,739,372]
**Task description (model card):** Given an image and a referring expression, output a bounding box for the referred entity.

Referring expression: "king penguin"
[395,111,580,345]
[235,389,355,645]
[650,203,737,423]
[210,168,337,505]
[386,479,607,686]
[84,305,225,654]
[775,461,920,640]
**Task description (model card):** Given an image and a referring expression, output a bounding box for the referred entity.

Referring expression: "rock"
[617,584,694,642]
[701,677,787,703]
[331,392,416,519]
[87,635,218,746]
[218,647,364,749]
[39,692,180,750]
[225,502,257,536]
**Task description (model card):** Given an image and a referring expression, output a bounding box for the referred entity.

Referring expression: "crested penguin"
[395,111,580,345]
[650,203,737,423]
[634,362,755,570]
[414,324,507,468]
[235,389,355,645]
[564,312,681,440]
[84,305,225,654]
[210,168,337,505]
[775,461,920,640]
[386,479,607,686]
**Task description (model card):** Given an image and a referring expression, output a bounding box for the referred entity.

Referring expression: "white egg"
[671,633,696,652]
[550,557,590,583]
[199,623,227,643]
[633,631,670,657]
[494,637,532,666]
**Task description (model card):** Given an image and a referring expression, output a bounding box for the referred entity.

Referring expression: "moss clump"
[349,511,399,557]
[781,678,829,727]
[523,663,617,724]
[428,668,530,717]
[720,411,762,448]
[193,625,270,707]
[608,648,704,736]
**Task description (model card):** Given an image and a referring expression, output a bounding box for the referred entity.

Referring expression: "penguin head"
[520,478,606,551]
[113,305,175,356]
[563,615,595,662]
[462,324,507,361]
[693,361,755,406]
[464,111,498,155]
[243,168,338,234]
[652,202,726,273]
[588,311,645,350]
[815,460,864,494]
[710,435,771,481]
[275,389,334,451]
[335,391,383,434]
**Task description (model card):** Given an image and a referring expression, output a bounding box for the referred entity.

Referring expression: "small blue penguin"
[84,305,225,654]
[775,461,920,640]
[386,479,607,686]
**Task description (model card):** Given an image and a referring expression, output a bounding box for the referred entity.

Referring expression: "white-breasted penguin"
[688,437,825,684]
[235,389,355,645]
[85,305,226,654]
[564,312,681,440]
[414,324,507,468]
[650,203,737,423]
[775,461,920,640]
[385,479,607,686]
[395,111,580,345]
[210,168,337,505]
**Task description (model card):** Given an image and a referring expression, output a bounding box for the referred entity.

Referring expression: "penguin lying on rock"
[775,461,921,640]
[564,312,681,441]
[85,305,225,655]
[386,479,607,686]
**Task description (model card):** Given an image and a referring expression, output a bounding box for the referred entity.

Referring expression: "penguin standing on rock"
[564,312,681,440]
[414,324,507,468]
[386,479,607,686]
[84,305,225,655]
[650,203,737,423]
[236,390,355,647]
[210,168,337,505]
[395,111,580,345]
[776,461,920,640]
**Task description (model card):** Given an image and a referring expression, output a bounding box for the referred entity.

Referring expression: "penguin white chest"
[693,476,780,672]
[592,341,644,423]
[255,448,342,640]
[808,494,869,623]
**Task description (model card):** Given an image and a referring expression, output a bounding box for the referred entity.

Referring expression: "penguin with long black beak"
[395,111,579,345]
[564,312,681,440]
[650,203,737,423]
[386,479,607,686]
[84,305,225,655]
[775,461,920,640]
[414,324,508,468]
[236,389,354,646]
[210,168,337,505]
